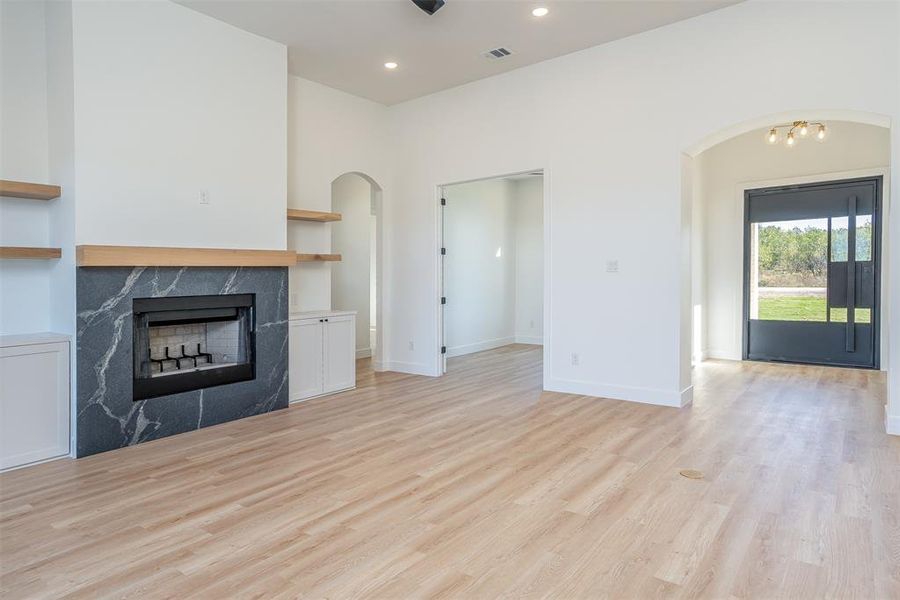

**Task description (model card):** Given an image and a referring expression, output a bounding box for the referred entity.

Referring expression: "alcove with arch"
[329,171,385,371]
[680,109,894,430]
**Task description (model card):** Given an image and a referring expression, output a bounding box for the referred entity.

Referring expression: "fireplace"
[132,294,256,400]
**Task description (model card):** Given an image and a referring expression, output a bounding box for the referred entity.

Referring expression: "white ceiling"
[177,0,742,106]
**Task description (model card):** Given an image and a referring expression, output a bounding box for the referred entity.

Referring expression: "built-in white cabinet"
[0,333,70,470]
[289,311,356,402]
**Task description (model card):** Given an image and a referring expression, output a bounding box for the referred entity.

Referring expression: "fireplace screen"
[132,294,255,400]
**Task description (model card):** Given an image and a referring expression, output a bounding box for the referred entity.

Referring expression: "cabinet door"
[1,341,70,470]
[289,319,324,402]
[323,315,355,394]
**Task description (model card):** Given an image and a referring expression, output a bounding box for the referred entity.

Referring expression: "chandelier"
[766,120,826,147]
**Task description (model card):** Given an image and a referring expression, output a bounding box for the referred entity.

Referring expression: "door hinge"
[440,198,446,206]
[440,247,446,255]
[441,297,446,305]
[441,346,447,354]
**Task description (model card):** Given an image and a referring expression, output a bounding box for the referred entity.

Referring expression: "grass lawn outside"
[757,295,871,323]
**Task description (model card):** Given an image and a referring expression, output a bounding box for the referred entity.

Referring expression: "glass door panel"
[744,178,880,368]
[750,218,829,322]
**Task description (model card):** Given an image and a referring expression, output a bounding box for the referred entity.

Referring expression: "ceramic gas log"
[132,294,255,400]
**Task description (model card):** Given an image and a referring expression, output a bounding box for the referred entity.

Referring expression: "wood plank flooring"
[1,345,898,598]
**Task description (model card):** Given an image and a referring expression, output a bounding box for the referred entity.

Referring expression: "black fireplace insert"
[132,294,256,400]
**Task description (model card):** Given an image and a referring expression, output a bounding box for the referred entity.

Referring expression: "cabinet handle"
[324,318,329,322]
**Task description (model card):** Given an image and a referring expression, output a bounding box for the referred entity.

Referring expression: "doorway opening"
[331,172,381,375]
[689,118,891,369]
[743,177,882,368]
[438,171,544,378]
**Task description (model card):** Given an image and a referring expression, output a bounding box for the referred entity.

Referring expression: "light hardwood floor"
[1,345,898,598]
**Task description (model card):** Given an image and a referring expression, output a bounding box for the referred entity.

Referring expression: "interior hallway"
[1,346,897,598]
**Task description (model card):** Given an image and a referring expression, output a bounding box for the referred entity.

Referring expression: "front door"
[743,177,881,368]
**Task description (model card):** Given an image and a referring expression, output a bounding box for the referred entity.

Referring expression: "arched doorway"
[681,110,892,416]
[330,172,384,371]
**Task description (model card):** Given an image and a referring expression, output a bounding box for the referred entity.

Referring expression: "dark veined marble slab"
[76,267,288,457]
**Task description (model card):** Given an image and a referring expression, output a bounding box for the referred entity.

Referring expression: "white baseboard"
[514,335,543,345]
[356,347,372,359]
[680,385,694,407]
[379,361,439,377]
[290,385,355,404]
[545,377,692,408]
[447,336,515,358]
[886,405,900,436]
[706,348,742,361]
[0,452,68,473]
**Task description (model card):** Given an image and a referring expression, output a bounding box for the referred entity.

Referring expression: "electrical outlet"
[571,352,579,366]
[530,320,535,329]
[408,340,414,351]
[606,260,618,273]
[199,190,210,205]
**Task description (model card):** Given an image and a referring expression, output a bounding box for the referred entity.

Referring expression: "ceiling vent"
[483,47,513,60]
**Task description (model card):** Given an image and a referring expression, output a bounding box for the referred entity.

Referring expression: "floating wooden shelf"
[0,246,62,260]
[287,209,342,222]
[296,253,341,263]
[76,245,298,267]
[0,180,61,201]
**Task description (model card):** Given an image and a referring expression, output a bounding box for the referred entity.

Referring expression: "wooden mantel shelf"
[0,246,62,260]
[0,180,61,201]
[296,253,341,263]
[76,245,297,267]
[287,209,342,222]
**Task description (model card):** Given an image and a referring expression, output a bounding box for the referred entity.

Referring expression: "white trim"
[546,378,693,408]
[290,385,355,404]
[381,361,439,377]
[514,335,543,345]
[886,405,900,436]
[0,453,68,474]
[447,336,515,358]
[290,309,357,321]
[706,347,741,361]
[356,347,372,359]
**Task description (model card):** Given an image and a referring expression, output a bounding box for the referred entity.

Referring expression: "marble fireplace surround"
[76,266,289,458]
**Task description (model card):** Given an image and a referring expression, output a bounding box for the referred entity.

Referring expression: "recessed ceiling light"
[532,7,549,17]
[384,62,398,70]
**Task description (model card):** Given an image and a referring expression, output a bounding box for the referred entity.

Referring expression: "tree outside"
[756,219,872,323]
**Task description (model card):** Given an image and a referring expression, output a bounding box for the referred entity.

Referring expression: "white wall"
[288,77,390,313]
[696,121,892,361]
[1,0,48,183]
[383,0,898,409]
[0,0,52,335]
[331,173,374,357]
[69,0,287,249]
[514,177,544,344]
[443,178,517,356]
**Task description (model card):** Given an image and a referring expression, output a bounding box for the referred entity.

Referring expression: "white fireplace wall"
[69,0,288,250]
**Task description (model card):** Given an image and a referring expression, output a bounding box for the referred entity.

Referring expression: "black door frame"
[742,176,883,369]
